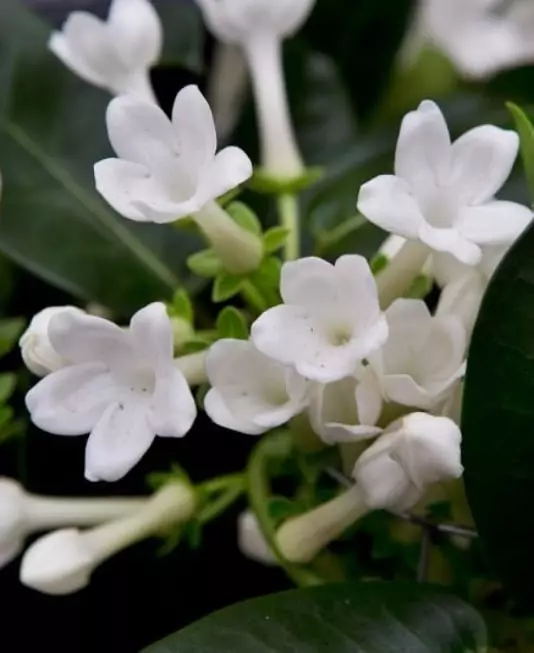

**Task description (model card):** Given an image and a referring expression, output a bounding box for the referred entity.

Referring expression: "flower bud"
[237,510,276,566]
[0,478,26,568]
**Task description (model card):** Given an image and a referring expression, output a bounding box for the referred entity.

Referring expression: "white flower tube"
[0,477,145,569]
[20,482,196,595]
[237,510,276,566]
[49,0,162,102]
[195,0,315,179]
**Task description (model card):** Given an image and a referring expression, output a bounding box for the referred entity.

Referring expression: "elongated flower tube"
[195,0,315,179]
[0,477,145,569]
[20,482,196,595]
[49,0,162,102]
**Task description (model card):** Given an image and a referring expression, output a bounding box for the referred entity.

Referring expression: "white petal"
[449,126,519,204]
[108,0,162,69]
[458,201,532,246]
[129,302,173,369]
[85,402,156,482]
[383,375,434,410]
[436,271,485,332]
[357,175,424,239]
[418,222,481,264]
[354,452,416,511]
[355,368,383,427]
[149,368,197,438]
[432,252,471,287]
[26,364,117,435]
[334,255,382,330]
[204,388,263,435]
[194,146,252,206]
[48,31,109,89]
[394,100,451,189]
[280,257,334,307]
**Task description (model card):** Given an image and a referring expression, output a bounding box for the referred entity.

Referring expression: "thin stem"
[198,475,246,525]
[174,352,207,386]
[315,214,367,256]
[277,193,300,260]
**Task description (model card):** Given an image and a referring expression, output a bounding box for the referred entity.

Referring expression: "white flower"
[308,375,382,445]
[195,0,313,178]
[49,0,162,102]
[95,85,252,224]
[251,256,388,383]
[204,339,308,435]
[353,412,463,511]
[19,306,84,377]
[0,477,145,569]
[25,303,196,482]
[237,510,276,566]
[408,0,534,80]
[357,100,532,266]
[359,299,466,414]
[20,482,196,595]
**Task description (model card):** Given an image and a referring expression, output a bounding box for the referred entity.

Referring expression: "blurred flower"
[25,303,196,482]
[205,339,308,435]
[49,0,162,102]
[358,100,531,265]
[195,0,315,178]
[358,299,466,413]
[95,86,261,274]
[19,306,84,377]
[408,0,534,80]
[353,412,463,511]
[20,482,196,595]
[0,477,145,569]
[237,510,276,565]
[251,256,388,383]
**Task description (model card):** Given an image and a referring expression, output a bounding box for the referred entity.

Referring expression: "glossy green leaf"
[0,317,25,357]
[144,582,485,653]
[463,220,534,609]
[507,103,534,206]
[216,307,248,340]
[169,289,193,323]
[212,273,243,302]
[263,226,290,254]
[0,0,201,313]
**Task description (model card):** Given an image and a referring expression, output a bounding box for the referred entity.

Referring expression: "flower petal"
[383,375,434,410]
[357,175,424,239]
[355,367,383,427]
[280,257,334,307]
[449,126,519,204]
[194,146,253,206]
[394,100,451,189]
[418,222,481,264]
[129,302,173,369]
[334,255,382,330]
[85,401,156,482]
[26,364,117,435]
[48,30,109,89]
[108,0,162,69]
[204,389,263,436]
[149,368,197,438]
[458,200,532,246]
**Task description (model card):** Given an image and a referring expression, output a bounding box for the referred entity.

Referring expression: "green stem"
[241,279,268,314]
[198,474,246,525]
[246,432,323,587]
[277,194,300,260]
[315,214,367,256]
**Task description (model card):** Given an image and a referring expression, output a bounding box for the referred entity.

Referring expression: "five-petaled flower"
[25,303,196,482]
[49,0,162,102]
[251,256,388,383]
[358,100,532,265]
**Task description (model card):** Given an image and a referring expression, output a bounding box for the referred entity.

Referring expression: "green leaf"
[507,103,534,206]
[463,221,534,609]
[143,582,485,653]
[263,226,290,254]
[169,289,193,323]
[212,273,244,303]
[250,256,282,292]
[0,317,25,358]
[216,307,248,340]
[0,0,200,313]
[187,249,222,278]
[0,374,16,404]
[226,202,262,235]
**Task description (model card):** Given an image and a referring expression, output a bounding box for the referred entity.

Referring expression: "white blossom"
[49,0,162,102]
[20,482,196,595]
[358,100,531,266]
[308,375,382,445]
[251,256,388,383]
[237,510,276,566]
[19,306,84,377]
[195,0,314,178]
[25,303,196,482]
[353,412,463,511]
[407,0,534,80]
[204,339,308,435]
[358,299,466,415]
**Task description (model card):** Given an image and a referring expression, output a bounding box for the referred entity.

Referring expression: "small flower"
[251,256,388,383]
[357,100,532,265]
[308,375,382,445]
[204,339,308,435]
[20,482,196,595]
[359,299,466,414]
[49,0,162,102]
[237,510,276,566]
[25,303,196,482]
[19,306,84,377]
[353,412,463,511]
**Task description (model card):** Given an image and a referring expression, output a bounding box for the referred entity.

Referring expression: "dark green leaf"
[216,306,248,340]
[0,318,25,357]
[0,374,16,404]
[250,256,282,292]
[0,0,200,313]
[212,273,243,302]
[187,249,222,278]
[463,220,534,609]
[507,103,534,206]
[144,582,485,653]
